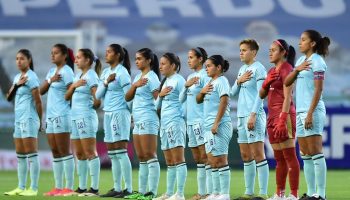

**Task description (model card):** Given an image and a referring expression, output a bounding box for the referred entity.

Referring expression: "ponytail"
[287,45,296,67]
[122,48,131,75]
[67,48,75,71]
[137,48,160,79]
[304,30,331,57]
[94,57,102,77]
[18,49,34,71]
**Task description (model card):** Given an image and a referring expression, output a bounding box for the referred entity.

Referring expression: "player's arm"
[308,73,324,115]
[6,84,19,101]
[32,88,43,124]
[91,86,101,109]
[281,83,293,113]
[285,60,311,86]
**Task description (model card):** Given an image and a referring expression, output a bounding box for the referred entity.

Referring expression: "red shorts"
[267,113,296,144]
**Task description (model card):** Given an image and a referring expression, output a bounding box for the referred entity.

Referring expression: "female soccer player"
[196,55,232,200]
[124,48,161,200]
[65,48,101,196]
[179,47,211,199]
[4,49,42,196]
[40,44,75,196]
[285,30,330,200]
[259,39,300,200]
[154,53,186,200]
[96,44,133,198]
[231,39,269,200]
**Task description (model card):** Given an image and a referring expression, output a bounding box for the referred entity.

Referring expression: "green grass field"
[0,169,349,199]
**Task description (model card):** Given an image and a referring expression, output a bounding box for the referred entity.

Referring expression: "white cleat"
[267,194,285,200]
[153,193,171,200]
[166,193,185,200]
[285,194,298,200]
[215,194,230,200]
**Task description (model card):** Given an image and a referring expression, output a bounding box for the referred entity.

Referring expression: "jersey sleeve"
[27,73,40,90]
[312,55,327,72]
[62,68,74,86]
[119,71,131,88]
[217,78,230,97]
[176,76,186,93]
[256,65,267,82]
[148,74,160,92]
[87,72,99,88]
[280,64,293,83]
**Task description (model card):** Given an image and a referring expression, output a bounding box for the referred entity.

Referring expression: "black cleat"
[114,189,132,198]
[299,193,310,200]
[100,188,123,197]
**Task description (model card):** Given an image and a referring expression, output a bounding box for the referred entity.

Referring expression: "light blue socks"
[312,153,327,198]
[243,160,256,195]
[77,159,88,190]
[148,158,160,195]
[302,155,316,196]
[176,162,187,196]
[62,154,75,190]
[197,164,206,196]
[88,157,100,190]
[28,153,40,191]
[256,159,269,196]
[17,154,28,190]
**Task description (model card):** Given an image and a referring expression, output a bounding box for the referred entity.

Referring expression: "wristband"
[104,80,108,86]
[47,78,51,84]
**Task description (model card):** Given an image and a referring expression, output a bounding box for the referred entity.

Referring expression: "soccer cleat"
[252,194,269,200]
[100,188,123,197]
[233,194,255,200]
[55,188,74,196]
[19,188,38,196]
[4,187,25,196]
[306,194,326,200]
[63,187,87,196]
[191,193,208,200]
[285,194,298,200]
[114,189,132,198]
[215,194,230,200]
[166,193,185,200]
[299,193,310,200]
[152,193,170,200]
[204,194,220,200]
[267,194,285,200]
[125,191,144,199]
[43,188,62,196]
[78,187,99,197]
[138,192,156,200]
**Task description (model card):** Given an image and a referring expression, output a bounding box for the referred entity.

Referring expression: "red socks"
[283,147,300,197]
[274,149,288,197]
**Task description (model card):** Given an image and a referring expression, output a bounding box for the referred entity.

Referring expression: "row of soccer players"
[4,29,329,200]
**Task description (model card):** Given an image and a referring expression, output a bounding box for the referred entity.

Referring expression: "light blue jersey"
[13,70,40,122]
[45,65,74,120]
[231,61,266,117]
[132,71,160,123]
[180,68,210,125]
[96,64,131,111]
[71,69,99,120]
[295,53,327,113]
[203,76,231,128]
[159,73,186,127]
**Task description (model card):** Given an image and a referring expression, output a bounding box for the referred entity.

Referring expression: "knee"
[143,152,156,161]
[240,152,253,162]
[199,153,207,164]
[75,152,86,160]
[51,150,61,158]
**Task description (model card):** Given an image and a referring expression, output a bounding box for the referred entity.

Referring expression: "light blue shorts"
[205,122,233,156]
[133,120,159,135]
[237,113,266,144]
[71,114,98,139]
[160,120,186,150]
[104,110,131,143]
[46,115,71,134]
[187,122,206,148]
[13,118,40,138]
[296,110,326,137]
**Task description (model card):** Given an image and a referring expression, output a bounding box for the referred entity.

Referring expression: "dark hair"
[137,48,160,79]
[239,39,259,52]
[53,43,74,71]
[274,39,296,67]
[159,52,181,91]
[208,55,230,73]
[303,30,330,57]
[17,49,34,71]
[191,47,208,64]
[109,44,131,74]
[78,48,102,77]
